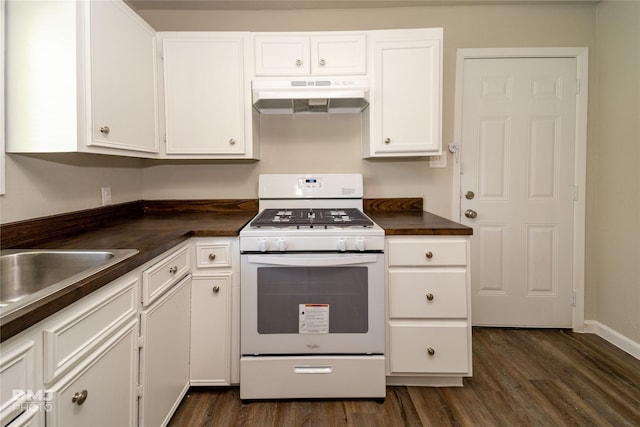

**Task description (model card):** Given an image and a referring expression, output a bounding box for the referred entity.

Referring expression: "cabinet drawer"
[389,270,467,318]
[0,341,36,426]
[142,244,190,306]
[389,323,469,374]
[43,275,138,384]
[195,243,231,269]
[388,238,467,267]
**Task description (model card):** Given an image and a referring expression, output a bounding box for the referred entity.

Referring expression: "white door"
[460,57,577,327]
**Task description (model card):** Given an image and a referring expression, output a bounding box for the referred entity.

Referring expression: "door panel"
[460,57,577,327]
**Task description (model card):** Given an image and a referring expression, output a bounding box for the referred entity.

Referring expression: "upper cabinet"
[364,28,443,158]
[158,32,259,159]
[254,34,367,76]
[6,0,159,157]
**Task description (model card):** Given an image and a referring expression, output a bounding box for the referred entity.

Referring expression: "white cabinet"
[45,320,139,427]
[0,336,40,427]
[365,28,443,157]
[189,239,239,386]
[5,0,158,157]
[139,245,191,427]
[254,34,366,76]
[386,236,472,386]
[158,32,259,159]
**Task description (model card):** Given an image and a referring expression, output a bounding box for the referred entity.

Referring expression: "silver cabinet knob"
[319,59,326,66]
[208,253,216,261]
[212,285,220,294]
[426,347,435,356]
[100,126,110,135]
[426,292,434,301]
[465,191,475,200]
[72,390,88,405]
[229,138,236,145]
[295,59,302,67]
[425,251,433,259]
[169,266,178,274]
[384,138,391,144]
[465,209,478,219]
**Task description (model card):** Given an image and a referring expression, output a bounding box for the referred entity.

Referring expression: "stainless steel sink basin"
[0,249,138,315]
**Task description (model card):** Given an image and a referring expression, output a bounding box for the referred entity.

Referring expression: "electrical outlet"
[101,186,112,206]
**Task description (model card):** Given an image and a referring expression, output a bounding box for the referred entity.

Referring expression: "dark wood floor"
[168,328,640,426]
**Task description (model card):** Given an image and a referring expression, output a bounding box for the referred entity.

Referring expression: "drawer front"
[388,238,467,267]
[142,244,190,306]
[389,270,467,318]
[195,242,231,269]
[389,323,469,374]
[43,275,138,384]
[0,341,36,425]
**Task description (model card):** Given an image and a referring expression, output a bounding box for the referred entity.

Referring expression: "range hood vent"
[252,79,369,115]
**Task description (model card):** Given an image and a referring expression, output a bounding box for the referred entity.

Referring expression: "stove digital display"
[298,177,322,190]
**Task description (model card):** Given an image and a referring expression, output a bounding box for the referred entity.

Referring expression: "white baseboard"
[583,320,640,360]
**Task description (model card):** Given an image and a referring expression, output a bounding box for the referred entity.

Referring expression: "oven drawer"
[388,270,467,318]
[195,242,231,269]
[240,356,386,399]
[388,238,467,267]
[388,322,469,374]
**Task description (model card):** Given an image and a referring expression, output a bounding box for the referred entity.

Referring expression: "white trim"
[452,47,588,332]
[584,320,640,361]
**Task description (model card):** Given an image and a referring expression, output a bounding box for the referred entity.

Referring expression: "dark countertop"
[0,198,471,342]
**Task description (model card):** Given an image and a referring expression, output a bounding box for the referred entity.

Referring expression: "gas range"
[239,174,384,253]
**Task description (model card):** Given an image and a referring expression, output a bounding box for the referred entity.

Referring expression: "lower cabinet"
[46,320,139,427]
[139,275,191,427]
[386,236,472,386]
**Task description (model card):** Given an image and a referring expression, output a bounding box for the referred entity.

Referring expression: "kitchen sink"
[0,249,138,315]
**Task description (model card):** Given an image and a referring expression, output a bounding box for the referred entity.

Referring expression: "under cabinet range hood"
[252,79,369,114]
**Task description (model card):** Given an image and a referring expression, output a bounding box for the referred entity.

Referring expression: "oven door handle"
[246,255,378,266]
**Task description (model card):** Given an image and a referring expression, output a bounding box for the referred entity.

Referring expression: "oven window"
[257,266,368,334]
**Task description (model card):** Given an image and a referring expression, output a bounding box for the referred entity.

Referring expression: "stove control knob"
[337,238,347,252]
[276,239,287,251]
[257,239,269,252]
[356,238,366,252]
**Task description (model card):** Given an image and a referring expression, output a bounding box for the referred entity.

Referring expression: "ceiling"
[125,0,600,11]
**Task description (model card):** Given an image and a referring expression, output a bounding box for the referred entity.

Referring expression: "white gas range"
[239,173,386,401]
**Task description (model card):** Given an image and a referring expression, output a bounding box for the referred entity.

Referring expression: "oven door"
[241,252,384,356]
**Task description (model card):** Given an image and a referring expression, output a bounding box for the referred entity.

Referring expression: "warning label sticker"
[299,304,329,334]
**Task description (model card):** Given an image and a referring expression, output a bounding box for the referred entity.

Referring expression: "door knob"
[464,209,478,219]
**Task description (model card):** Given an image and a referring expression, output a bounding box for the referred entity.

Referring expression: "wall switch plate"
[101,186,112,206]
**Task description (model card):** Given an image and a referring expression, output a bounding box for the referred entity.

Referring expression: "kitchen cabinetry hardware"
[385,138,391,144]
[425,251,433,259]
[426,292,434,301]
[465,191,475,200]
[319,59,326,66]
[169,266,178,274]
[212,285,220,294]
[99,126,110,135]
[229,138,236,145]
[71,390,88,405]
[464,209,477,219]
[426,347,435,356]
[296,59,302,67]
[209,253,216,261]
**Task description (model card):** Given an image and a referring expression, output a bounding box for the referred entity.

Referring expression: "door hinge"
[576,79,580,95]
[137,336,144,348]
[572,185,579,202]
[137,385,143,397]
[571,290,577,307]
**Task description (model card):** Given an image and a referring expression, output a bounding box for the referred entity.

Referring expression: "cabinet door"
[190,275,231,385]
[310,35,366,75]
[162,36,247,155]
[89,0,158,154]
[139,276,191,427]
[254,35,310,75]
[46,320,138,427]
[370,32,442,156]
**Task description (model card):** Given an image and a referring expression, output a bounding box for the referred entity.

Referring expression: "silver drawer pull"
[425,251,433,259]
[212,285,220,294]
[426,292,434,301]
[208,253,216,261]
[72,390,88,405]
[426,347,435,356]
[99,126,110,135]
[169,266,178,274]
